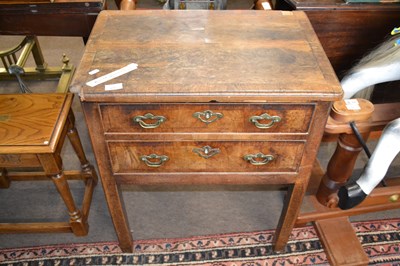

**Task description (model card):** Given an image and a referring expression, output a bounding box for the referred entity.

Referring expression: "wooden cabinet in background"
[0,0,105,39]
[273,0,400,103]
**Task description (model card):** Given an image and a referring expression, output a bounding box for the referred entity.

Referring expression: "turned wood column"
[253,0,272,10]
[38,153,89,236]
[66,110,98,182]
[120,0,136,10]
[316,99,374,208]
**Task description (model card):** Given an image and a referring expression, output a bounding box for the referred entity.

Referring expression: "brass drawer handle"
[193,110,223,124]
[243,152,274,166]
[133,113,166,129]
[193,145,220,159]
[140,154,169,167]
[249,113,281,129]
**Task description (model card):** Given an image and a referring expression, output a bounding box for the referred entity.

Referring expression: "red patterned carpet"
[1,218,400,265]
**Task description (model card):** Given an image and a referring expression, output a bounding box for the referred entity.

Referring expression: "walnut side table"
[0,93,98,236]
[71,10,343,252]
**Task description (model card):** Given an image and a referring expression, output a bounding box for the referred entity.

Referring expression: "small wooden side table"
[72,10,342,252]
[0,93,98,236]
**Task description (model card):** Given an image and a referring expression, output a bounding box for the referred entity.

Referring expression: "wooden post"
[315,99,374,208]
[120,0,136,10]
[316,132,370,207]
[38,153,89,236]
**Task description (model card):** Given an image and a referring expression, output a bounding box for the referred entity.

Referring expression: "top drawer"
[99,103,314,134]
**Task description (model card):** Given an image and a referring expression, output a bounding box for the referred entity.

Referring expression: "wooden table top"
[0,93,72,154]
[72,10,342,103]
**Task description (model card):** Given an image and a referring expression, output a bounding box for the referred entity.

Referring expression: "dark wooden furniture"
[0,93,98,236]
[273,0,400,78]
[273,0,400,82]
[71,10,342,252]
[0,0,104,90]
[0,0,105,39]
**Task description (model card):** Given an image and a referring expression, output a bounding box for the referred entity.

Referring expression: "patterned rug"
[1,218,400,265]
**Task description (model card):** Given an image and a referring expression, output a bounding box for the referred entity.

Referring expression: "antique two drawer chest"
[71,10,342,252]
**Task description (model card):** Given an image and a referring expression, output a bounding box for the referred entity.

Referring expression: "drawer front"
[100,103,314,134]
[108,141,304,173]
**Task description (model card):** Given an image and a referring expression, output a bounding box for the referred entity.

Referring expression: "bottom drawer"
[108,141,304,173]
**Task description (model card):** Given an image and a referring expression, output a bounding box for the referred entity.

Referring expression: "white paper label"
[344,99,361,110]
[262,2,271,9]
[86,63,138,87]
[89,69,100,75]
[105,83,123,91]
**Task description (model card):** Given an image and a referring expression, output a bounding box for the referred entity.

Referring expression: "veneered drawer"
[100,103,314,134]
[108,140,304,174]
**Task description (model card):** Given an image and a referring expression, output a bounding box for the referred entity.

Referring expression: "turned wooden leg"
[51,172,88,236]
[65,109,98,220]
[0,168,10,188]
[316,132,371,208]
[66,110,88,167]
[38,153,89,236]
[67,110,98,182]
[120,0,136,10]
[315,99,374,208]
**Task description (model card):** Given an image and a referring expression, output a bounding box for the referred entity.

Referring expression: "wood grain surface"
[72,10,342,102]
[100,103,314,134]
[0,94,69,152]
